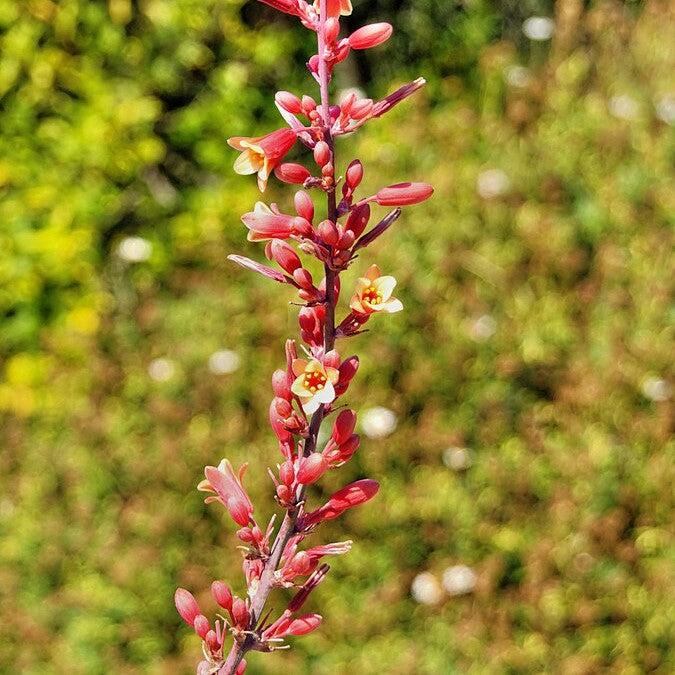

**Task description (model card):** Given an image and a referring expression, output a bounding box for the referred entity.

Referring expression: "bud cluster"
[176,2,432,673]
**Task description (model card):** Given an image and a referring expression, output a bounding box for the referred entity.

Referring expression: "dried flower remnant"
[175,1,433,672]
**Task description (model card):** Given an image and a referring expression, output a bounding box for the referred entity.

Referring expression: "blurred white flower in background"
[470,314,497,341]
[442,565,477,596]
[642,376,671,402]
[608,94,639,120]
[208,349,241,375]
[148,358,175,382]
[361,406,398,439]
[443,447,473,472]
[504,65,531,88]
[117,236,152,262]
[477,169,510,199]
[411,572,443,605]
[522,17,555,41]
[655,94,675,125]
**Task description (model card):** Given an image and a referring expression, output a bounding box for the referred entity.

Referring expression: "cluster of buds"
[176,1,432,673]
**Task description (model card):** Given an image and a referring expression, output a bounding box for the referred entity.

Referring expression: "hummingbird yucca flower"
[176,1,433,672]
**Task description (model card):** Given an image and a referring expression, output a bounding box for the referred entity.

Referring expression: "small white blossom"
[442,565,477,596]
[208,350,241,375]
[504,65,530,88]
[411,572,442,605]
[148,357,175,382]
[522,17,554,41]
[361,406,397,439]
[117,236,152,262]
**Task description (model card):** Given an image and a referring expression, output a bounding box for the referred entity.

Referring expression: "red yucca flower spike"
[175,1,433,672]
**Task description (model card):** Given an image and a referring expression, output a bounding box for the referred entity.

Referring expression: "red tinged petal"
[301,479,379,526]
[348,22,393,50]
[346,203,371,238]
[235,660,248,675]
[202,460,254,527]
[334,355,359,395]
[375,182,434,206]
[269,240,302,274]
[211,581,233,611]
[175,588,201,627]
[231,597,250,628]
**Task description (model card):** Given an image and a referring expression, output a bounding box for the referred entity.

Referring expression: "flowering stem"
[221,4,336,671]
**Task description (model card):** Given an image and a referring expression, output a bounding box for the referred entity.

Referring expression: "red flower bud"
[272,368,292,400]
[350,98,373,119]
[375,182,434,206]
[193,614,210,639]
[292,267,314,290]
[275,90,303,114]
[205,629,220,652]
[348,22,393,50]
[294,190,314,222]
[279,460,295,486]
[335,355,359,395]
[211,581,233,611]
[175,588,201,627]
[332,409,357,444]
[317,219,339,245]
[346,160,364,189]
[231,597,250,628]
[301,95,317,113]
[297,453,328,485]
[269,239,302,274]
[275,163,311,184]
[302,479,379,527]
[337,434,360,462]
[346,203,370,238]
[286,614,322,636]
[289,216,311,237]
[313,141,330,167]
[336,229,355,250]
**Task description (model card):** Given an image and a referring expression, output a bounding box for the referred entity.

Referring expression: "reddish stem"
[221,2,335,671]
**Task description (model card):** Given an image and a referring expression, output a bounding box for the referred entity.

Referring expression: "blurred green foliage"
[1,0,673,673]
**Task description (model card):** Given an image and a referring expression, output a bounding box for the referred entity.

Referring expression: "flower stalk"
[175,2,432,673]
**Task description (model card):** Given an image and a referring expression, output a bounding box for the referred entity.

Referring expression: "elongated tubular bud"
[371,77,426,118]
[349,98,373,120]
[175,588,201,627]
[352,208,401,252]
[334,355,359,395]
[301,95,317,113]
[336,434,360,462]
[346,203,370,238]
[345,160,363,189]
[348,22,393,50]
[193,614,210,639]
[231,597,250,628]
[332,409,357,444]
[275,90,303,114]
[227,254,289,284]
[292,267,314,290]
[294,190,314,222]
[275,163,311,184]
[279,460,295,486]
[301,479,380,527]
[317,219,339,246]
[257,0,300,16]
[270,399,292,444]
[313,141,331,166]
[211,581,233,611]
[269,239,302,274]
[272,368,292,400]
[297,453,328,485]
[375,182,434,206]
[287,564,330,612]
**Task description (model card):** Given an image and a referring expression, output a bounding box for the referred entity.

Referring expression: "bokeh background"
[1,0,673,672]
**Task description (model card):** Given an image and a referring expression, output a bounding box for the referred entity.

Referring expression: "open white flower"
[291,358,340,414]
